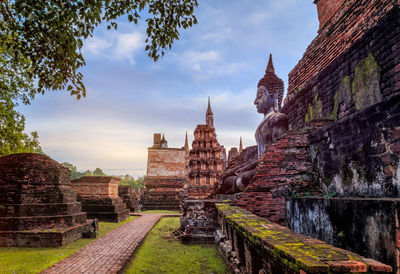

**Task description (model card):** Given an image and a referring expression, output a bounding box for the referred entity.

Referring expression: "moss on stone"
[351,53,382,110]
[329,92,339,120]
[305,94,323,122]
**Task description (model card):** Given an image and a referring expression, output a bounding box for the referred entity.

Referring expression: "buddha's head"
[254,86,278,115]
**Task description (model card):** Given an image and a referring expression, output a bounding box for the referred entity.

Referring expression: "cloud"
[114,32,143,64]
[83,31,144,64]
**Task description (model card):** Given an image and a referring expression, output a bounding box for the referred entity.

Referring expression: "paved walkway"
[41,213,163,274]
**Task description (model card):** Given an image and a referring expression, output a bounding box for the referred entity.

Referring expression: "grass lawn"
[0,216,137,274]
[126,217,228,274]
[141,210,181,214]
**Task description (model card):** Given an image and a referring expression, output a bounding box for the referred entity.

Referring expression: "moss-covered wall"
[282,6,400,129]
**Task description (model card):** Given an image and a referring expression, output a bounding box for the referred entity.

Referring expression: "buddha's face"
[254,86,274,114]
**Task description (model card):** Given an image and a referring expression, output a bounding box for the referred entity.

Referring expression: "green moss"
[126,217,228,274]
[305,94,323,122]
[0,216,137,274]
[329,91,339,120]
[351,53,382,110]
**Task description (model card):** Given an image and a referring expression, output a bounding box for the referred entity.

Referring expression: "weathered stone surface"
[287,197,400,272]
[0,153,94,247]
[178,199,220,243]
[217,204,392,274]
[310,94,400,197]
[71,176,129,222]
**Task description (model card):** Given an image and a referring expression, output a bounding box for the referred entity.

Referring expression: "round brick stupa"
[0,153,94,247]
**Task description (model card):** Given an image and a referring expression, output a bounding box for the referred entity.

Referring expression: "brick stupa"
[187,98,225,199]
[0,153,94,247]
[71,176,130,222]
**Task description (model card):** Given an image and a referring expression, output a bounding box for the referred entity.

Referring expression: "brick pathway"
[41,213,163,274]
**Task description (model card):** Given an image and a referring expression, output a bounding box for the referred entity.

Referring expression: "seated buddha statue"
[215,54,288,194]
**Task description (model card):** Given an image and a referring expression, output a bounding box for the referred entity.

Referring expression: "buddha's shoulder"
[269,111,288,122]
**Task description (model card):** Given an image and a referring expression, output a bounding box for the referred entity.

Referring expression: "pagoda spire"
[239,137,243,153]
[266,53,275,74]
[184,131,189,153]
[206,96,214,128]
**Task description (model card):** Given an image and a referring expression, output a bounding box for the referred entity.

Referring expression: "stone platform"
[0,153,94,247]
[216,204,392,273]
[71,176,129,223]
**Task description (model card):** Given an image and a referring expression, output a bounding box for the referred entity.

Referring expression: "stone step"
[0,202,82,217]
[0,221,93,247]
[0,212,87,231]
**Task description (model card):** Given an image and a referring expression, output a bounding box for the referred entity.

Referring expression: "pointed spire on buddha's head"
[266,54,275,74]
[239,137,243,153]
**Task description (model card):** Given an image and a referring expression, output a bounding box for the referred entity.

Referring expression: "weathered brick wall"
[235,121,329,224]
[71,176,120,198]
[314,0,346,32]
[146,148,187,177]
[286,1,399,103]
[287,197,400,272]
[140,177,185,210]
[310,94,400,197]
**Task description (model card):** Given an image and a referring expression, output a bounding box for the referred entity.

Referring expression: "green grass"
[126,217,228,274]
[141,210,181,214]
[0,216,137,274]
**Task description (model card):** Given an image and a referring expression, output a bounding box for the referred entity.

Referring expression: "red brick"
[362,258,393,272]
[327,260,367,272]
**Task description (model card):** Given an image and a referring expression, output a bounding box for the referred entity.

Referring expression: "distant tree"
[120,175,144,191]
[62,162,84,180]
[93,167,106,176]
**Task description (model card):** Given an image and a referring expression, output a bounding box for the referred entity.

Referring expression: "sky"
[18,0,319,178]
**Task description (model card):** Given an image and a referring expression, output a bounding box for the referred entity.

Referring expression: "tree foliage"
[0,0,198,102]
[119,175,144,191]
[0,93,42,156]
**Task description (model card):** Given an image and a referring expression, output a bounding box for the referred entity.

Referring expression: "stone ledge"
[216,204,392,273]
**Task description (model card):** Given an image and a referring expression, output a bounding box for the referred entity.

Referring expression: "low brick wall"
[216,204,392,274]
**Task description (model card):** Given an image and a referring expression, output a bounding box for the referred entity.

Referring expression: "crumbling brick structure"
[140,133,188,210]
[187,98,226,199]
[71,176,129,222]
[0,153,94,247]
[118,185,139,212]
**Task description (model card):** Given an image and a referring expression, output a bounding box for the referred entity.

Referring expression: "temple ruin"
[0,153,96,247]
[187,98,226,199]
[71,176,130,222]
[140,133,188,210]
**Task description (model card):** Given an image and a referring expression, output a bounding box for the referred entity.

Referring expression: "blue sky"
[18,0,319,178]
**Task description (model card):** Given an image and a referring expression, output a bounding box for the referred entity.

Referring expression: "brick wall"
[314,0,346,32]
[285,1,399,105]
[146,148,187,177]
[71,176,120,198]
[235,121,329,224]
